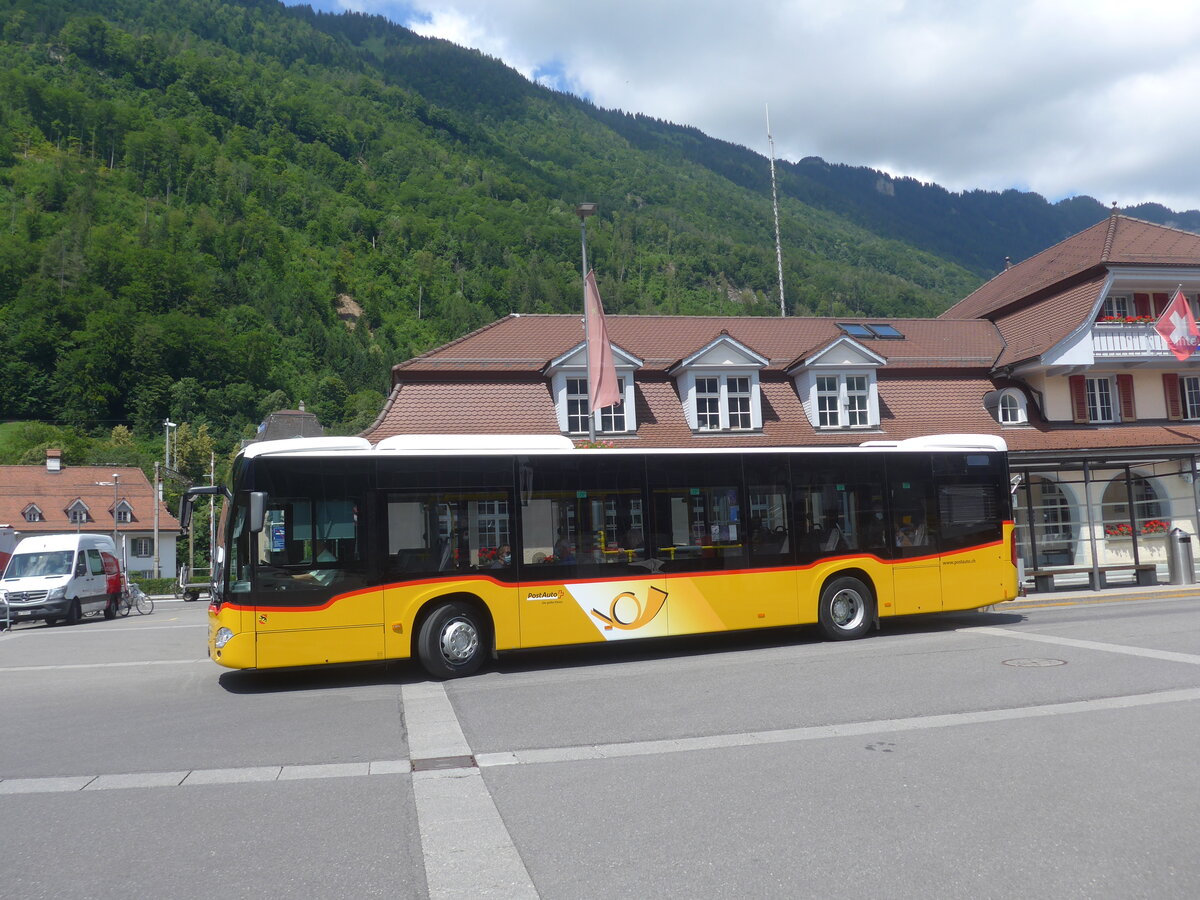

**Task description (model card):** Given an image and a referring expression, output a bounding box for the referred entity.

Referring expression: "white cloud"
[300,0,1200,210]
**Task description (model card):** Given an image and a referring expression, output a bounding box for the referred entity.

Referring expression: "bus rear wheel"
[417,601,488,679]
[818,576,873,641]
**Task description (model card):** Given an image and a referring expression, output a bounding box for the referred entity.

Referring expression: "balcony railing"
[1092,322,1171,358]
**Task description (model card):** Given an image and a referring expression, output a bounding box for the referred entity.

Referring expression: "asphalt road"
[2,593,1199,899]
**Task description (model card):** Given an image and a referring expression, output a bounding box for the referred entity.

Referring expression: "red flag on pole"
[585,268,621,410]
[1154,288,1199,362]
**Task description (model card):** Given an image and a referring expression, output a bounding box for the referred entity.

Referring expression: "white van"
[0,534,123,626]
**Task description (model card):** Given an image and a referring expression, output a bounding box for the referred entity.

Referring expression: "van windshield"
[3,551,74,578]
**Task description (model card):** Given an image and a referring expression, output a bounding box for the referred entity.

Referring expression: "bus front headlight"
[214,627,234,649]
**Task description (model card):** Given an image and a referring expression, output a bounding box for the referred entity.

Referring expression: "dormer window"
[671,334,768,434]
[546,343,643,436]
[114,500,134,524]
[22,504,43,523]
[998,389,1028,424]
[67,500,90,525]
[790,336,887,430]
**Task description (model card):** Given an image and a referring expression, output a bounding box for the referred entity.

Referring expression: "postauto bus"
[184,433,1016,679]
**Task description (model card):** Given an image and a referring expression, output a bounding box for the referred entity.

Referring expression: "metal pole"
[1123,464,1140,566]
[1083,460,1100,589]
[766,104,786,317]
[153,461,160,579]
[112,473,119,552]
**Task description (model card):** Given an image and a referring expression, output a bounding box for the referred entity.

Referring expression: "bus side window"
[387,492,513,577]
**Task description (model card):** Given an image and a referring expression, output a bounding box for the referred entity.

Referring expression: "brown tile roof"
[990,274,1108,367]
[396,314,1003,376]
[943,215,1200,321]
[364,354,1200,457]
[366,370,1016,448]
[0,464,180,534]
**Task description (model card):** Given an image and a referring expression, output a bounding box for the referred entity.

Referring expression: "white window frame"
[1086,376,1116,423]
[683,372,761,432]
[115,500,133,524]
[998,389,1028,424]
[67,501,90,525]
[599,378,627,433]
[808,372,877,430]
[696,376,722,431]
[1102,295,1131,319]
[23,504,43,523]
[566,377,590,434]
[561,375,631,436]
[844,375,869,427]
[1184,376,1200,420]
[816,375,840,427]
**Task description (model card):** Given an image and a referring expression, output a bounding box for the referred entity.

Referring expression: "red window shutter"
[1069,375,1089,423]
[1164,373,1182,420]
[1153,293,1169,316]
[1116,374,1136,421]
[1133,293,1151,317]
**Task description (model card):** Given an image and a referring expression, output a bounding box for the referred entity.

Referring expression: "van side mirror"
[249,492,266,533]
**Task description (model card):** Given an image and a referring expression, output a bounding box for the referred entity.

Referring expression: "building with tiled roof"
[364,211,1200,587]
[0,450,181,577]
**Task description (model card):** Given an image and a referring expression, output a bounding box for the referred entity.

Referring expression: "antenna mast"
[766,103,786,317]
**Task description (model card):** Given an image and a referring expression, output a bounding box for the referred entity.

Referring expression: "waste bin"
[1167,527,1195,585]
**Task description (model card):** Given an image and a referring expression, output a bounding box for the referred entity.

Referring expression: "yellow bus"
[186,434,1017,679]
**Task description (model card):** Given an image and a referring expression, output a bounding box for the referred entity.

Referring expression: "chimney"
[46,448,62,473]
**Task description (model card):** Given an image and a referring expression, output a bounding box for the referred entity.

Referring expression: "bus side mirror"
[249,491,267,533]
[179,497,193,532]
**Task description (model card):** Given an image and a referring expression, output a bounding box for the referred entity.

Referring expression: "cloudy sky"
[289,1,1200,212]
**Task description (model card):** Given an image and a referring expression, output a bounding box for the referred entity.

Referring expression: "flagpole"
[576,202,598,441]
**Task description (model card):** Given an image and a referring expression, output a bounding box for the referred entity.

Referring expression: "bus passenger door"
[888,455,941,615]
[254,493,382,668]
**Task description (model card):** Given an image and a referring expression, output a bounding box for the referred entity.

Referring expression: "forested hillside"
[0,0,1194,477]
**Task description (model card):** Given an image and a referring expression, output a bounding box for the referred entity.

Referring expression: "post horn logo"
[590,586,668,630]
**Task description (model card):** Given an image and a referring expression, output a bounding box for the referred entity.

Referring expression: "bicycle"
[118,583,155,616]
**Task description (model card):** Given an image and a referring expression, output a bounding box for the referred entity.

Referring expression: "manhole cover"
[1002,657,1067,667]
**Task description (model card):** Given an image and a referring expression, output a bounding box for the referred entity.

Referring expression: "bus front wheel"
[417,601,488,679]
[818,576,873,641]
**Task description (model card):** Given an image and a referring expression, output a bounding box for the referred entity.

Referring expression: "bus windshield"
[4,551,74,578]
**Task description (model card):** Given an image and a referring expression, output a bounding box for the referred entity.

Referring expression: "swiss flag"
[1154,289,1199,362]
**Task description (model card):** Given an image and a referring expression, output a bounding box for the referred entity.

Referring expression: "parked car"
[0,534,123,627]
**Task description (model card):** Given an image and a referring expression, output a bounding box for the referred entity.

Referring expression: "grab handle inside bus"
[248,491,266,533]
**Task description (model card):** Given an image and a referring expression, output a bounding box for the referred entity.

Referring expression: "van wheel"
[416,601,488,679]
[44,617,59,627]
[65,599,82,626]
[818,576,873,640]
[103,594,119,620]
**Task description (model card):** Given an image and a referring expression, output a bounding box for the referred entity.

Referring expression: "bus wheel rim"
[831,590,864,628]
[440,619,479,663]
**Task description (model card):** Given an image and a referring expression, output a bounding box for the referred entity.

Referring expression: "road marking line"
[475,687,1200,769]
[0,659,208,673]
[0,760,412,794]
[404,682,537,899]
[962,625,1200,665]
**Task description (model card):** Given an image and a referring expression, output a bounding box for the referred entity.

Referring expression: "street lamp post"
[163,419,177,475]
[576,202,598,442]
[94,473,120,555]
